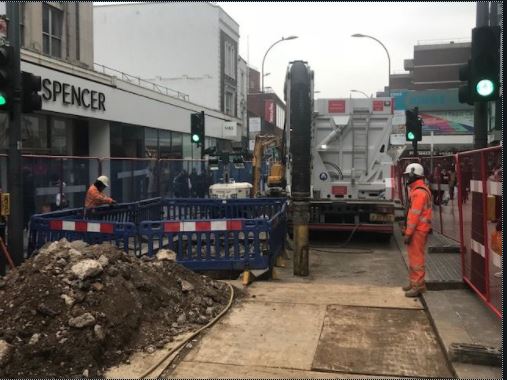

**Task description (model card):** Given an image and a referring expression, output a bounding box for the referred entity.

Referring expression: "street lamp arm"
[352,33,391,96]
[351,90,370,98]
[261,39,285,93]
[261,36,298,92]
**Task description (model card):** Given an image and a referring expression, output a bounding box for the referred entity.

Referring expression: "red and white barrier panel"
[163,220,244,233]
[49,220,115,234]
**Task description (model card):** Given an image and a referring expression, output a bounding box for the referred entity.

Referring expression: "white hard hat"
[97,175,110,187]
[403,163,424,177]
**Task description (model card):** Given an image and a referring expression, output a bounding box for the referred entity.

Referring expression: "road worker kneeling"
[402,163,432,297]
[85,176,116,209]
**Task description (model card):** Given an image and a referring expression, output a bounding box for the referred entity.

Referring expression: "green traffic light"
[192,134,200,143]
[0,95,6,106]
[407,132,415,141]
[476,79,495,97]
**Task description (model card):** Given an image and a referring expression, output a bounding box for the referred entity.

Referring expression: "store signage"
[41,78,106,111]
[328,100,346,113]
[249,117,261,133]
[264,100,274,124]
[223,121,237,137]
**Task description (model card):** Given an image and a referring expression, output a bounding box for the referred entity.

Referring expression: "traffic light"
[0,44,14,112]
[405,107,422,142]
[190,111,205,146]
[459,26,500,104]
[470,26,500,102]
[21,71,42,113]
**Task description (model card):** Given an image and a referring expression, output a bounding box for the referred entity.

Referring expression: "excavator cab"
[252,134,286,197]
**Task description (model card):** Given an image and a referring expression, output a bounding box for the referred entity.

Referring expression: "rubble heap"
[0,240,231,378]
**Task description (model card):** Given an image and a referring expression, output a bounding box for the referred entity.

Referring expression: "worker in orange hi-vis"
[85,176,116,209]
[402,163,433,297]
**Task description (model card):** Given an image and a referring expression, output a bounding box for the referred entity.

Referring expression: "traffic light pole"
[412,141,418,158]
[6,3,24,265]
[489,2,501,138]
[473,2,490,149]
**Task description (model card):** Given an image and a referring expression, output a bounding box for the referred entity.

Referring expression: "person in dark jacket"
[173,170,190,198]
[190,168,199,198]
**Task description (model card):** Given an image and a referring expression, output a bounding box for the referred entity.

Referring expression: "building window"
[225,90,235,116]
[43,3,63,58]
[224,41,236,79]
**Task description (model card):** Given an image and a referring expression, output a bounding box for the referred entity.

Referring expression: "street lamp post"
[261,35,298,92]
[351,33,391,96]
[350,89,370,98]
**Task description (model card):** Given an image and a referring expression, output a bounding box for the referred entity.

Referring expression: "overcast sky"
[217,2,476,98]
[94,2,477,98]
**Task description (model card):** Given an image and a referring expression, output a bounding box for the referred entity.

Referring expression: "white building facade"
[94,2,243,130]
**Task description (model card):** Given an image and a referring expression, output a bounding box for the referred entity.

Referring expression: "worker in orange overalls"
[402,163,432,297]
[85,176,116,209]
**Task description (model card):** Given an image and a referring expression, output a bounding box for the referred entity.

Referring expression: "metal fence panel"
[456,146,501,318]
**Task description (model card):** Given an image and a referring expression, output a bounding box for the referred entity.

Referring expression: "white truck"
[285,62,402,234]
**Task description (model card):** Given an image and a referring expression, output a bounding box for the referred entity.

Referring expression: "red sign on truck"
[373,101,384,112]
[328,100,346,113]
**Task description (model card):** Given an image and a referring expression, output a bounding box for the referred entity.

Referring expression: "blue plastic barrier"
[28,198,288,273]
[28,215,137,256]
[140,198,287,271]
[27,199,160,255]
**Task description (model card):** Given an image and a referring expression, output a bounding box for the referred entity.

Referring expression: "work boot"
[405,285,427,298]
[402,284,413,292]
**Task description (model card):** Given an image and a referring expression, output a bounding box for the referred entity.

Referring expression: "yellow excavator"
[251,134,286,197]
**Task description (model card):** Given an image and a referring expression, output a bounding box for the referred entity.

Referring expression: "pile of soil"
[0,240,231,377]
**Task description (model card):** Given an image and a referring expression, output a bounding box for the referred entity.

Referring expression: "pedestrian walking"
[402,163,433,297]
[440,168,449,205]
[85,176,116,209]
[173,170,190,198]
[190,168,199,198]
[448,166,457,201]
[432,164,442,205]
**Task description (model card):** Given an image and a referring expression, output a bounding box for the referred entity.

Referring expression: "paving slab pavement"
[393,225,502,379]
[245,282,423,309]
[170,361,389,379]
[167,234,452,379]
[313,305,451,378]
[183,301,327,371]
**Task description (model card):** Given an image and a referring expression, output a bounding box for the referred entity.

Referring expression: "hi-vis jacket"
[85,184,113,209]
[405,179,432,236]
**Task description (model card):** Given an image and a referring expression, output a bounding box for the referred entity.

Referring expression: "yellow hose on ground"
[139,282,235,378]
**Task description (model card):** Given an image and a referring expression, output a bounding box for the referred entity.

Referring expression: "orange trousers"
[407,230,429,287]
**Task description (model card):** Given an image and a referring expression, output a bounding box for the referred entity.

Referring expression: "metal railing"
[93,63,190,101]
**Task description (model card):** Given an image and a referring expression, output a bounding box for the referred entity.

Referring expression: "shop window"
[145,128,158,158]
[171,132,183,158]
[21,115,49,154]
[110,124,144,158]
[43,3,63,58]
[159,130,172,158]
[50,118,68,155]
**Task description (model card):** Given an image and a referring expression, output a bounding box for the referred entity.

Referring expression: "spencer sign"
[41,78,106,111]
